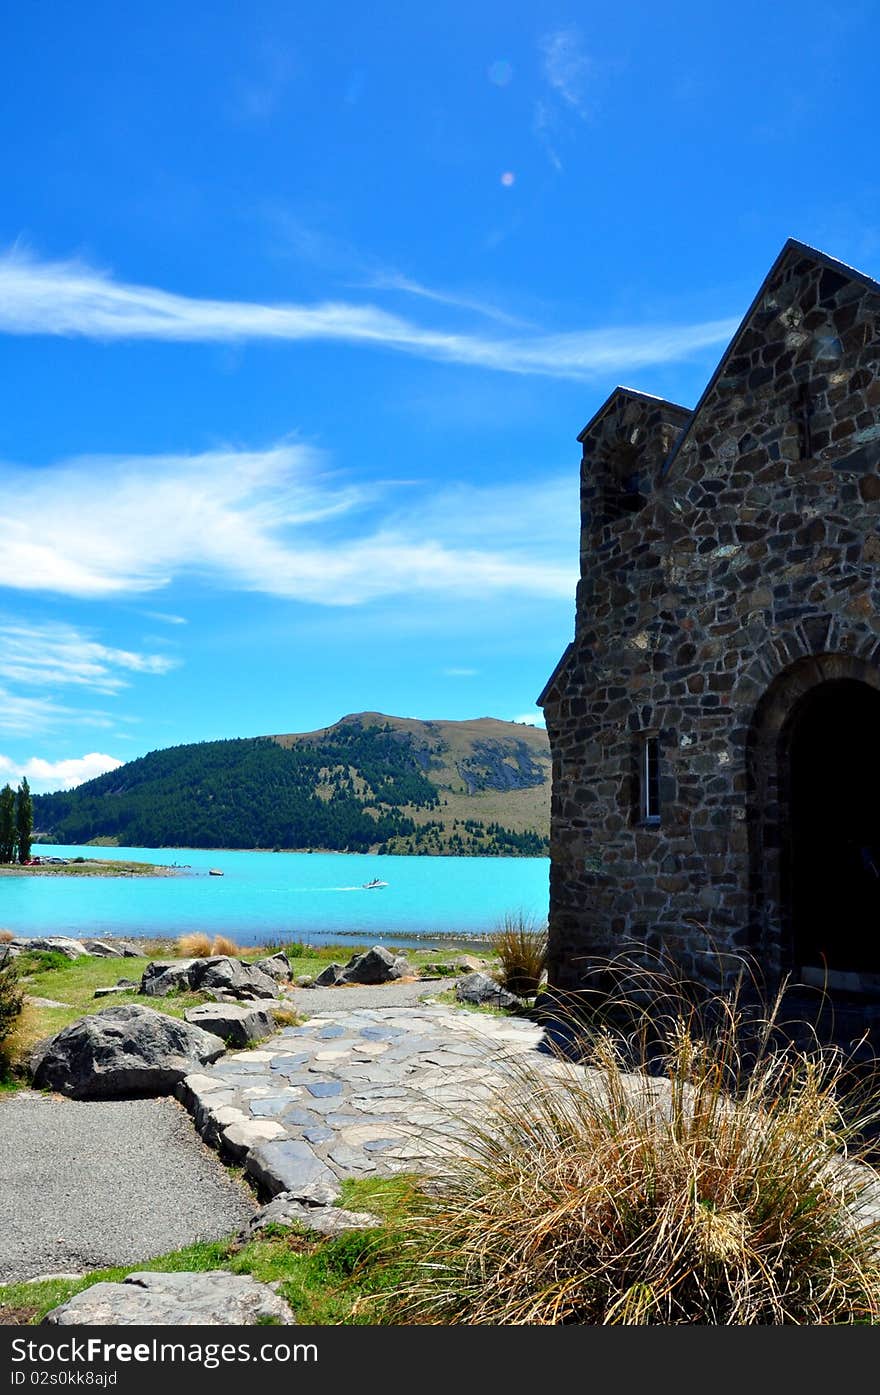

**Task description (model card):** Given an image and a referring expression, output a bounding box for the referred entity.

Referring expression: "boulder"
[191,957,278,1000]
[82,939,123,958]
[140,956,278,1001]
[455,971,521,1011]
[253,952,290,981]
[139,959,195,996]
[313,962,345,987]
[45,1270,293,1326]
[457,954,487,973]
[11,936,87,960]
[295,974,315,988]
[93,985,133,998]
[339,945,409,985]
[184,1002,274,1047]
[31,1004,226,1099]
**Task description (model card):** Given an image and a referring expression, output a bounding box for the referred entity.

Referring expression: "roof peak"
[659,237,880,479]
[577,385,691,444]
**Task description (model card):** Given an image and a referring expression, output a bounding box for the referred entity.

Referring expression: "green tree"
[15,778,33,865]
[0,784,15,864]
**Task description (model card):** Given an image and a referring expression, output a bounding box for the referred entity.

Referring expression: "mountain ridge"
[33,712,551,856]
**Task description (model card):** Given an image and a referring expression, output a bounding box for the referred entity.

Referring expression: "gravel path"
[288,977,446,1015]
[0,1094,255,1284]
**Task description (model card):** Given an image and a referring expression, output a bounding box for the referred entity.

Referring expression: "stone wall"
[540,242,880,994]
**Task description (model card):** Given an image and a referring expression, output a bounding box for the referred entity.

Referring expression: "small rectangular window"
[641,735,660,823]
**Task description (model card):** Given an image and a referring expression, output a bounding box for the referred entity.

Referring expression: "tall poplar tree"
[0,785,15,864]
[15,778,33,865]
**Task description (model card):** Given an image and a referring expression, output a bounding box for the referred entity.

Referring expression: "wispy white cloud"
[359,270,532,329]
[0,687,116,736]
[540,28,592,116]
[0,750,122,794]
[0,620,178,693]
[0,444,578,605]
[0,249,737,382]
[141,610,188,626]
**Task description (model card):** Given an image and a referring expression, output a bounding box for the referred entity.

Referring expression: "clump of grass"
[175,932,213,958]
[212,935,240,957]
[489,911,547,997]
[0,930,14,944]
[0,947,24,1048]
[270,1008,300,1029]
[386,961,880,1326]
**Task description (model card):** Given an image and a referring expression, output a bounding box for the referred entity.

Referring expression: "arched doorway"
[783,679,880,973]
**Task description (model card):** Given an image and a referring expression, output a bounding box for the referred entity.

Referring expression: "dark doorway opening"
[786,679,880,972]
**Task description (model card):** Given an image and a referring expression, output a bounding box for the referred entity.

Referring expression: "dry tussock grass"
[490,911,547,997]
[175,932,213,958]
[211,935,240,957]
[386,954,880,1326]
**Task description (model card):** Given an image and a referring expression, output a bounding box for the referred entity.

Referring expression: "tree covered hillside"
[32,717,550,854]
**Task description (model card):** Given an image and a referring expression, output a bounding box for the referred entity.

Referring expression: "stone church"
[539,239,880,1010]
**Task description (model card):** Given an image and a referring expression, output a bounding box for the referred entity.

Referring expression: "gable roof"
[537,642,574,708]
[660,237,880,480]
[576,386,691,445]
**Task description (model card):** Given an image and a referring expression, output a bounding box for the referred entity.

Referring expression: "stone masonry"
[539,239,880,1009]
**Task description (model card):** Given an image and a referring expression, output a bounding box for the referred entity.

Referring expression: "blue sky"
[1,0,878,792]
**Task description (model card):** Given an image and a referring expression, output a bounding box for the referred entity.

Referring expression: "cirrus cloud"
[0,443,579,604]
[0,248,737,383]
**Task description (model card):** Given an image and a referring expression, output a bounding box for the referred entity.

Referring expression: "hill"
[32,712,550,856]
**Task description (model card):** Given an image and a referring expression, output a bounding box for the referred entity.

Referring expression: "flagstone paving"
[177,1003,550,1192]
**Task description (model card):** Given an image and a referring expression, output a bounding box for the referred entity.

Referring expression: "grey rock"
[246,1198,380,1239]
[305,1080,343,1098]
[117,978,139,988]
[339,945,408,986]
[116,942,142,958]
[221,1117,287,1162]
[191,957,278,1001]
[139,959,195,997]
[455,971,521,1010]
[184,1002,274,1046]
[45,1270,293,1326]
[248,1095,298,1117]
[313,962,345,987]
[140,956,278,1001]
[295,974,315,987]
[327,1142,375,1173]
[25,996,70,1009]
[31,1004,226,1099]
[83,939,123,958]
[93,985,134,998]
[12,936,87,960]
[246,1138,337,1197]
[457,954,487,973]
[253,952,290,981]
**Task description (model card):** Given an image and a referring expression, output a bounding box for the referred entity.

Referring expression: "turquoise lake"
[1,845,550,948]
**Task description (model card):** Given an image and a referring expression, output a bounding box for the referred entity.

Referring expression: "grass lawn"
[0,1177,418,1326]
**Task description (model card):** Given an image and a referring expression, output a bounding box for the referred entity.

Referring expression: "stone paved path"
[178,1002,550,1192]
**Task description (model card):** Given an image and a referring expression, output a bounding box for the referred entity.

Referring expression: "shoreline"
[0,859,175,879]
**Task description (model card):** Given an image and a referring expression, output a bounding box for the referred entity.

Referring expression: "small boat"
[208,868,224,877]
[363,878,388,889]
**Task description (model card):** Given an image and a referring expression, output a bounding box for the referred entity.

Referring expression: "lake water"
[1,845,550,949]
